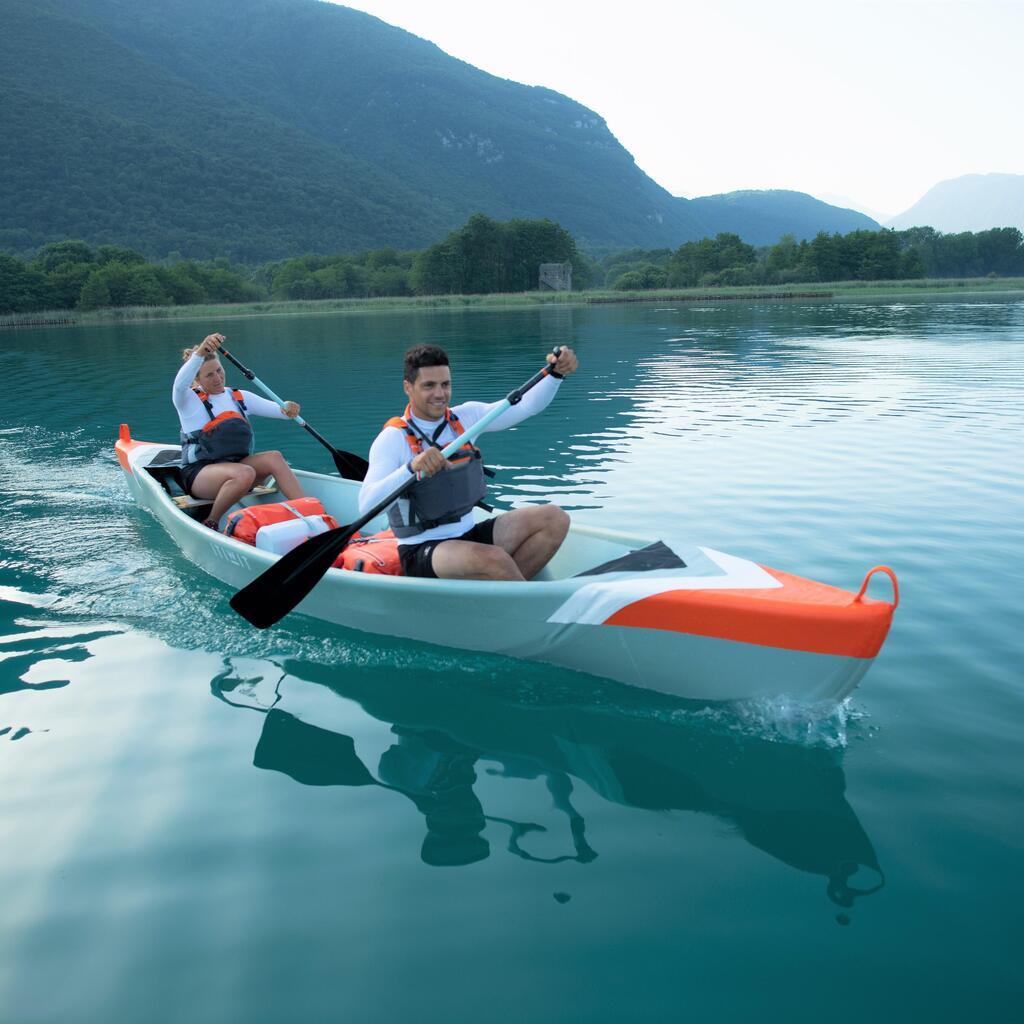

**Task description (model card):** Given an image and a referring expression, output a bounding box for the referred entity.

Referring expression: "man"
[359,344,578,580]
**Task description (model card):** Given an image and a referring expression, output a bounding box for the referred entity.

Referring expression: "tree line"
[2,221,1022,315]
[600,226,1024,290]
[0,216,587,314]
[266,214,590,299]
[0,241,261,314]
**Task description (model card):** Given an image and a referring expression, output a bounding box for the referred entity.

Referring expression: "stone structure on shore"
[539,263,572,291]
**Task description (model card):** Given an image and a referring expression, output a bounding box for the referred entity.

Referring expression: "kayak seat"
[143,451,278,511]
[145,451,189,500]
[171,484,279,512]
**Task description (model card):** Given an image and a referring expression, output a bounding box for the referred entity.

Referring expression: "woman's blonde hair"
[181,346,218,363]
[182,346,222,388]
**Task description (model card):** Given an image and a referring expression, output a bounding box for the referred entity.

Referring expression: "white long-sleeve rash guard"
[172,352,290,434]
[359,373,562,546]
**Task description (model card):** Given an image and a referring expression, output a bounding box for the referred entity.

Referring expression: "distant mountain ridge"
[1,0,877,261]
[689,191,877,246]
[888,174,1024,232]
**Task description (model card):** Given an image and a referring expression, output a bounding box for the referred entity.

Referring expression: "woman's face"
[196,357,226,394]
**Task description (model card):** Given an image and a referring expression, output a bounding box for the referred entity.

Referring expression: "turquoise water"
[1,299,1022,1021]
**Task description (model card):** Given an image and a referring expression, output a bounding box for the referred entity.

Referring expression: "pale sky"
[331,0,1023,218]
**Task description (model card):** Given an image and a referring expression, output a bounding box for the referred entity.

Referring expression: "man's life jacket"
[384,405,490,540]
[181,388,253,465]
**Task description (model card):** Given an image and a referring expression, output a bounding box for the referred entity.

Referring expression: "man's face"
[404,364,452,420]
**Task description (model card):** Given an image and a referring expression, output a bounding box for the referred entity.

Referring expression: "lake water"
[1,298,1022,1022]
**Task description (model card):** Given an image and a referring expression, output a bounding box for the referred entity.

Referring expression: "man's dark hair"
[404,344,450,383]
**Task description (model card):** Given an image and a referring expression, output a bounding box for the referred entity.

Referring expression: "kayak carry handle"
[119,423,131,443]
[853,566,899,608]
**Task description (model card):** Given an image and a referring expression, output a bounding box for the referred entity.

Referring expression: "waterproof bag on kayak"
[334,530,403,575]
[225,498,339,553]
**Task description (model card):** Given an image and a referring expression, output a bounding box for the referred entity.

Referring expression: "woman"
[173,333,305,528]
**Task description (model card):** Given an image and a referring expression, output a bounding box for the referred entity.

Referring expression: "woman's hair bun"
[182,346,216,362]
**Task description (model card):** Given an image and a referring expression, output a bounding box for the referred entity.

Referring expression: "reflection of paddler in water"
[212,661,882,907]
[378,726,598,867]
[218,692,594,868]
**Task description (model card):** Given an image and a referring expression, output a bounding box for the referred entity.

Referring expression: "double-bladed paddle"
[230,349,562,629]
[218,345,369,481]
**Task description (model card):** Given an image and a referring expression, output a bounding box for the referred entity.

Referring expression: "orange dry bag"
[224,497,339,546]
[334,530,403,575]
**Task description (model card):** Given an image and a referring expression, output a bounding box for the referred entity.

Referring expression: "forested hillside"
[2,0,883,261]
[1,0,707,258]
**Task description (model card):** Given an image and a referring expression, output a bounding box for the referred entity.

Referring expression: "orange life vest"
[384,404,479,464]
[382,405,489,539]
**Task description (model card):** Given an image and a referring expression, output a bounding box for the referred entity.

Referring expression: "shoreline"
[2,277,1023,329]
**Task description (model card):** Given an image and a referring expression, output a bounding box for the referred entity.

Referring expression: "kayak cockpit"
[134,442,681,582]
[141,446,280,522]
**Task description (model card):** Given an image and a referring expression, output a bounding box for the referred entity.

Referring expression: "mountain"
[689,190,879,245]
[887,174,1024,232]
[815,193,894,225]
[0,0,877,261]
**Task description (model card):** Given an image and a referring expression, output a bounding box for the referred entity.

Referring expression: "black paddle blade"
[229,524,358,628]
[331,449,369,481]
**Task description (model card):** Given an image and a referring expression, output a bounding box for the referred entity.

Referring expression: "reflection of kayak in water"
[215,659,884,908]
[119,429,898,703]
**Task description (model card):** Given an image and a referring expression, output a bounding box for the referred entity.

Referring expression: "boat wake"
[685,694,868,750]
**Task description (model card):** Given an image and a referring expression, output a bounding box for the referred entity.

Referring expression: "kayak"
[116,426,898,704]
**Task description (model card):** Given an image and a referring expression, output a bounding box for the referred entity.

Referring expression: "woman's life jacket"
[181,389,254,465]
[384,405,489,540]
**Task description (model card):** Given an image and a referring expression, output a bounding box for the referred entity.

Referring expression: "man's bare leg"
[492,504,570,580]
[429,505,569,581]
[430,540,524,580]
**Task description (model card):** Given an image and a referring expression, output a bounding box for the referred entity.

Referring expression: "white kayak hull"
[117,433,897,704]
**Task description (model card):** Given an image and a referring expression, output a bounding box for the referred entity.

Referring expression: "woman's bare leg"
[244,451,304,500]
[190,463,258,525]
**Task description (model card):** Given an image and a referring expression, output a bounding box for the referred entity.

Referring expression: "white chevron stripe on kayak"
[547,548,781,627]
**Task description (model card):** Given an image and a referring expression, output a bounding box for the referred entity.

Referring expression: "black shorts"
[398,518,497,579]
[180,456,245,497]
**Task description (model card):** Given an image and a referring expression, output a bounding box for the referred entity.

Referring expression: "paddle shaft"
[218,346,368,480]
[230,349,561,628]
